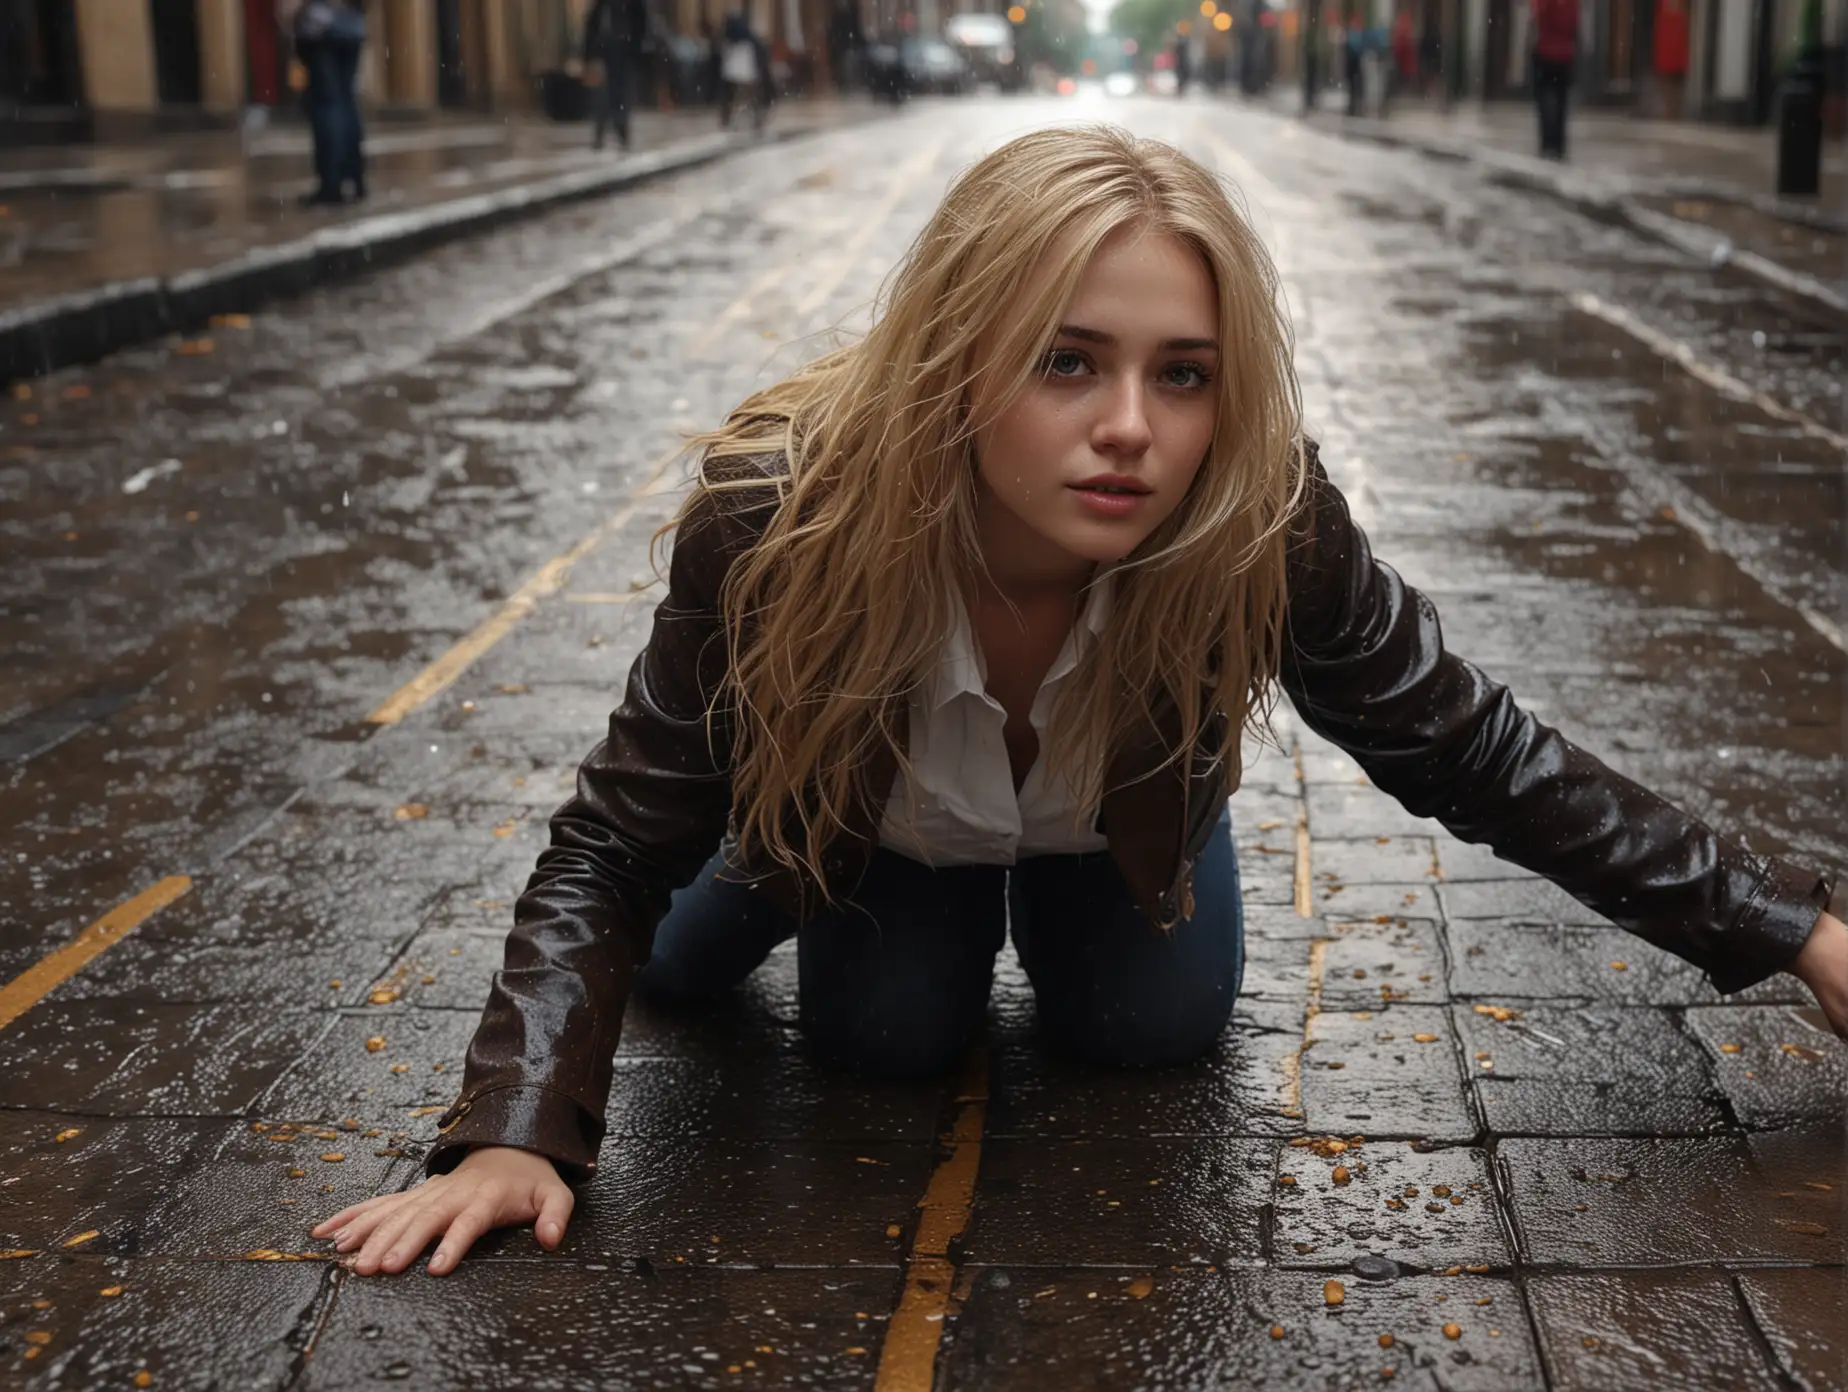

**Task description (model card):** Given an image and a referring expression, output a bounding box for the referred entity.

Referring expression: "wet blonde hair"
[676,124,1308,896]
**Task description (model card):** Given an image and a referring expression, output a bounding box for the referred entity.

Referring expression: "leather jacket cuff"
[1711,857,1836,996]
[423,1083,603,1184]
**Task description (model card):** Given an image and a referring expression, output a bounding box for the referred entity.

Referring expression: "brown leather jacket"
[427,442,1836,1179]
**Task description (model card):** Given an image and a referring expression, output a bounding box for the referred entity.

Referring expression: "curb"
[1308,114,1848,324]
[0,123,825,387]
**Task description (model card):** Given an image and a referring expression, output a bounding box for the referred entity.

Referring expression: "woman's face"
[971,226,1220,585]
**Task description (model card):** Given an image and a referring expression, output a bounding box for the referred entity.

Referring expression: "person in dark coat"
[717,10,771,132]
[584,0,643,151]
[1530,0,1579,158]
[290,0,367,204]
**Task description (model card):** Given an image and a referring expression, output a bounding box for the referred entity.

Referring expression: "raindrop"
[272,420,288,436]
[1751,331,1767,350]
[343,492,350,507]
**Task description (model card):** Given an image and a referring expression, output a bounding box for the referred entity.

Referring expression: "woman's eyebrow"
[1055,323,1220,352]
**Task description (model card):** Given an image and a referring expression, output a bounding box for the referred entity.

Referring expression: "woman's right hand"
[310,1144,575,1276]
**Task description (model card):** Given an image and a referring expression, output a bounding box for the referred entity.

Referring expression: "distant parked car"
[900,38,970,95]
[944,12,1022,91]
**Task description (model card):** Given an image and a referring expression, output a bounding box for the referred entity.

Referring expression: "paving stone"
[1736,1268,1848,1392]
[1499,1137,1843,1265]
[1310,836,1439,885]
[1305,784,1446,840]
[1228,789,1301,837]
[940,1268,1541,1390]
[1438,878,1607,925]
[1316,883,1445,922]
[304,1265,900,1390]
[376,926,509,1011]
[0,1111,403,1259]
[431,681,625,740]
[1298,746,1367,784]
[1746,1127,1847,1258]
[1318,917,1449,1008]
[959,1139,1271,1267]
[1302,1006,1475,1142]
[984,1017,1303,1140]
[1526,1271,1784,1391]
[0,999,334,1116]
[603,1053,944,1141]
[1273,1141,1508,1269]
[256,1007,478,1127]
[1455,1003,1727,1136]
[1238,933,1314,1002]
[1445,920,1713,1004]
[1432,838,1538,882]
[0,1255,325,1390]
[529,1139,927,1267]
[1684,1005,1848,1129]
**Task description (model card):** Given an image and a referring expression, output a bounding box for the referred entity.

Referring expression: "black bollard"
[1776,0,1826,198]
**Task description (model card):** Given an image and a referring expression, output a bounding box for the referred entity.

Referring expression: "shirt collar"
[926,571,1115,712]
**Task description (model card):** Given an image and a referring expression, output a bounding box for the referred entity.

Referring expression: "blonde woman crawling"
[314,127,1848,1277]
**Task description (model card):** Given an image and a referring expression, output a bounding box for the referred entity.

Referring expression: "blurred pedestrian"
[285,0,367,205]
[584,0,643,152]
[1174,37,1193,96]
[1531,0,1578,158]
[718,10,770,133]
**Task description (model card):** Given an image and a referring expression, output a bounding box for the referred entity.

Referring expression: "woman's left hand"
[1789,909,1848,1040]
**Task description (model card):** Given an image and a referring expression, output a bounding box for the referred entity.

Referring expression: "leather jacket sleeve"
[425,482,767,1180]
[1280,441,1834,995]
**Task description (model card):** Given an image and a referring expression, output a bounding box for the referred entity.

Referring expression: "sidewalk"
[1263,87,1848,309]
[0,100,873,384]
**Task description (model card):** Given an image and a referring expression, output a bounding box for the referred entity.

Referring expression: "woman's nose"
[1094,376,1153,454]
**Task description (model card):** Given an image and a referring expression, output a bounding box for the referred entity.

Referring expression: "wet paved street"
[2,96,1845,1389]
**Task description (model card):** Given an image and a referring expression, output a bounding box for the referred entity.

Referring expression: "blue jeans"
[637,807,1244,1077]
[302,38,364,198]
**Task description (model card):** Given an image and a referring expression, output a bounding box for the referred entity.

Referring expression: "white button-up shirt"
[878,579,1114,867]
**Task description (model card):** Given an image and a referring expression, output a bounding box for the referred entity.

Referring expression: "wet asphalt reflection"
[1,97,1843,1389]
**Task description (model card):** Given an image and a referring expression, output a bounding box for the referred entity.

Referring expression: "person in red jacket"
[1531,0,1579,158]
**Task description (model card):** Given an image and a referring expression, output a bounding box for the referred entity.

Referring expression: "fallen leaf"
[492,819,517,838]
[100,1285,124,1297]
[1412,1033,1438,1043]
[391,1063,410,1074]
[1719,1042,1742,1054]
[9,384,28,400]
[320,1152,346,1163]
[1778,1221,1829,1236]
[1610,961,1627,972]
[1279,1175,1297,1186]
[1332,1166,1351,1186]
[368,987,401,1005]
[1324,1279,1345,1306]
[62,384,91,400]
[1126,1274,1154,1299]
[25,1331,51,1345]
[135,1372,153,1388]
[886,1224,902,1238]
[393,803,429,822]
[54,1128,80,1143]
[288,1167,306,1178]
[1443,1323,1462,1340]
[365,1036,386,1053]
[209,313,252,329]
[408,1106,446,1118]
[0,1250,42,1259]
[63,1230,99,1248]
[1270,1324,1287,1338]
[1432,1184,1452,1198]
[176,337,215,355]
[1379,1333,1394,1348]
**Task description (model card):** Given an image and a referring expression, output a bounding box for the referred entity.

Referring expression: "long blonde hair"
[675,125,1308,896]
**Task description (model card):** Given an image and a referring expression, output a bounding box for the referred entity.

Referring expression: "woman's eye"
[1043,349,1088,377]
[1163,362,1212,390]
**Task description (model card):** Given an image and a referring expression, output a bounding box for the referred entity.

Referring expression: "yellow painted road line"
[875,1050,987,1392]
[683,255,808,361]
[0,876,192,1033]
[367,448,682,726]
[1280,937,1328,1121]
